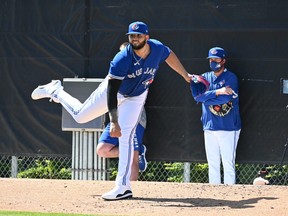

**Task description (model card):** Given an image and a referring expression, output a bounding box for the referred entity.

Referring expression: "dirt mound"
[0,178,287,216]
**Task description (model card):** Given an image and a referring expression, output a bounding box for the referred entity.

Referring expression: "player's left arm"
[165,51,192,83]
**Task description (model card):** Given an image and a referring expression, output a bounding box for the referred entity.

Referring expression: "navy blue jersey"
[109,39,171,97]
[195,69,241,131]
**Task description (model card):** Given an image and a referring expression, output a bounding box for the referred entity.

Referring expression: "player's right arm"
[107,77,122,137]
[107,47,130,137]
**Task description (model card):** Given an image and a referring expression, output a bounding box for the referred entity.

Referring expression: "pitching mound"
[0,178,287,216]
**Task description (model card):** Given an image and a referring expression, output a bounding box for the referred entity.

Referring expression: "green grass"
[0,211,117,216]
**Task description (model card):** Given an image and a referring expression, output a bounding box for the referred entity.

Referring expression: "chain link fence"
[0,154,287,185]
[0,154,72,179]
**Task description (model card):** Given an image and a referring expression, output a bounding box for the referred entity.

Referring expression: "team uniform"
[31,20,192,200]
[103,40,169,191]
[194,68,241,185]
[32,37,171,199]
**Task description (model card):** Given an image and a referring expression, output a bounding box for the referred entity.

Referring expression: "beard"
[130,40,146,50]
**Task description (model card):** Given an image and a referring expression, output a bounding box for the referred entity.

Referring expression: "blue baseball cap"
[207,47,226,59]
[126,21,149,35]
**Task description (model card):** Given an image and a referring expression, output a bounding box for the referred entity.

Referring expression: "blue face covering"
[210,61,222,72]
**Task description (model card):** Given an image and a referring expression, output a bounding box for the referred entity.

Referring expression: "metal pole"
[93,132,98,180]
[87,132,94,180]
[74,131,80,180]
[280,138,288,167]
[82,131,88,180]
[72,132,75,180]
[96,131,105,180]
[183,162,191,183]
[11,156,18,178]
[101,131,108,180]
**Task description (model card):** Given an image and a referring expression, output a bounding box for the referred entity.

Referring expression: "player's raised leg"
[31,78,109,124]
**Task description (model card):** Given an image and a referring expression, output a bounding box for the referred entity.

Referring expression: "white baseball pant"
[204,129,241,185]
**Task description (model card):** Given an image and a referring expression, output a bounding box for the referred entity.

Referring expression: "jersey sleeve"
[149,39,171,63]
[108,49,131,80]
[160,45,171,62]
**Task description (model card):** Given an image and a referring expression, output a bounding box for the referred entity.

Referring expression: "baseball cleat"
[102,185,133,201]
[139,144,147,172]
[31,80,63,101]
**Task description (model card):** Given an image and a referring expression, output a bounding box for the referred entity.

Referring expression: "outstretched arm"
[165,51,192,83]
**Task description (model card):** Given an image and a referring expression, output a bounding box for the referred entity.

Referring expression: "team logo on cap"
[131,23,139,30]
[211,48,218,54]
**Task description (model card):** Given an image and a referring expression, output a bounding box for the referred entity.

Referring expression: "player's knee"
[73,116,87,124]
[97,149,106,158]
[97,143,113,158]
[96,146,106,157]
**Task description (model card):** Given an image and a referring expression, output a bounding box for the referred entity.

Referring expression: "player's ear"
[145,35,149,41]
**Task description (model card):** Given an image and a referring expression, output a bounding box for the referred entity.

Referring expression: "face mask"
[210,60,222,72]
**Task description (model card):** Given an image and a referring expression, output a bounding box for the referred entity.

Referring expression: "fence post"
[11,156,18,178]
[183,162,191,183]
[87,132,94,180]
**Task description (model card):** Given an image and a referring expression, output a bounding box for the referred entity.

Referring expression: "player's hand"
[110,122,122,138]
[216,86,233,96]
[186,73,194,83]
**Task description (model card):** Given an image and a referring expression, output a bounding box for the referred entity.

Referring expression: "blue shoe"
[139,144,147,172]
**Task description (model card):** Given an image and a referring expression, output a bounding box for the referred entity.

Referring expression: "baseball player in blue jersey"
[194,47,241,185]
[97,42,147,180]
[31,21,192,200]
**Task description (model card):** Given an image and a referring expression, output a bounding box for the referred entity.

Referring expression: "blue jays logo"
[142,77,154,88]
[211,48,217,54]
[131,23,139,30]
[219,80,225,87]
